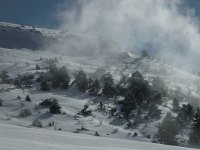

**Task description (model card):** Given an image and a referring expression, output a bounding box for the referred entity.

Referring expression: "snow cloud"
[56,0,200,72]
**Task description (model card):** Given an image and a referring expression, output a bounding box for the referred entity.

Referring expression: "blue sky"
[0,0,67,28]
[0,0,199,29]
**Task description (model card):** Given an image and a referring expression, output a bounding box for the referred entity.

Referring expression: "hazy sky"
[0,0,199,28]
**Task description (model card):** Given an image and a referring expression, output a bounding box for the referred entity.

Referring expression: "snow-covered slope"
[0,22,120,56]
[1,22,200,149]
[0,123,195,150]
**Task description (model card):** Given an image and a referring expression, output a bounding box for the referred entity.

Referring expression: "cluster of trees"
[175,102,200,146]
[156,112,178,145]
[38,66,70,91]
[155,99,200,146]
[101,73,116,98]
[72,70,89,92]
[38,68,164,124]
[0,70,36,88]
[39,98,61,114]
[3,64,165,123]
[0,70,11,84]
[0,70,32,86]
[42,57,59,70]
[119,72,164,121]
[38,66,102,96]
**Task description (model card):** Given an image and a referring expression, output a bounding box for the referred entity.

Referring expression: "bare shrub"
[19,109,32,117]
[111,128,119,134]
[32,119,43,128]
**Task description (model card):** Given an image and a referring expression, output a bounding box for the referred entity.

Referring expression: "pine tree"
[58,66,70,89]
[40,81,50,91]
[121,93,137,120]
[116,75,129,96]
[151,76,167,96]
[0,70,10,84]
[101,73,114,86]
[51,66,70,89]
[102,82,116,98]
[176,104,194,128]
[189,109,200,145]
[140,50,149,59]
[74,70,88,92]
[156,112,178,146]
[128,71,150,107]
[95,131,100,136]
[88,79,100,96]
[148,104,161,119]
[172,98,180,112]
[35,64,40,70]
[49,99,61,114]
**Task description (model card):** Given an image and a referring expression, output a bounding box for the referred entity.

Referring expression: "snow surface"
[0,123,195,150]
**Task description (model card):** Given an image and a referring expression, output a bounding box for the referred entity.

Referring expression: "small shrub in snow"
[25,95,31,102]
[5,113,11,120]
[145,134,151,139]
[17,95,21,100]
[19,109,32,117]
[78,104,92,117]
[95,131,100,136]
[110,108,117,116]
[62,112,67,115]
[48,122,53,127]
[39,99,53,108]
[81,123,87,131]
[0,99,3,106]
[32,119,42,128]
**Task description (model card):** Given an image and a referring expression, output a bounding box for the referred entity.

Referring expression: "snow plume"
[56,0,200,72]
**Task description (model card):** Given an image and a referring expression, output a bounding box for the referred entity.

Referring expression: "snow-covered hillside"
[0,22,120,56]
[0,123,195,150]
[1,22,200,149]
